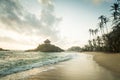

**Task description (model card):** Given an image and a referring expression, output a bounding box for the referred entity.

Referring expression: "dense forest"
[82,0,120,53]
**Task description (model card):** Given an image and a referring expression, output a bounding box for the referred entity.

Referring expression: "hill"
[0,48,9,51]
[26,39,64,52]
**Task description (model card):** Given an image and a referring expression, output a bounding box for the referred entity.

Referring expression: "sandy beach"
[84,52,120,76]
[20,53,120,80]
[1,52,120,80]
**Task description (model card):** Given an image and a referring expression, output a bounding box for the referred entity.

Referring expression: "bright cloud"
[0,0,60,50]
[0,0,115,50]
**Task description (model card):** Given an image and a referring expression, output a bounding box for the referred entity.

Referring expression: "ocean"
[0,51,76,77]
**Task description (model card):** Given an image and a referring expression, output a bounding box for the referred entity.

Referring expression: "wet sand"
[84,52,120,76]
[21,53,120,80]
[1,53,120,80]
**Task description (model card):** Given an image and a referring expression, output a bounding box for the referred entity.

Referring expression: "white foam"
[0,54,76,77]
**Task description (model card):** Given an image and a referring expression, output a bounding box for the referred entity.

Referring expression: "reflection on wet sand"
[0,66,55,80]
[23,54,120,80]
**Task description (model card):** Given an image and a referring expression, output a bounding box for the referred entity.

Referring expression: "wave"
[0,53,76,77]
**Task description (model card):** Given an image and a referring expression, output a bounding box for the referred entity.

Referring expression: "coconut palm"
[94,29,98,37]
[92,39,97,51]
[99,15,105,23]
[91,29,94,37]
[98,15,109,35]
[96,36,101,51]
[85,0,120,52]
[98,15,105,35]
[89,29,92,39]
[98,22,104,35]
[111,2,120,23]
[103,16,109,34]
[88,40,93,51]
[117,0,120,3]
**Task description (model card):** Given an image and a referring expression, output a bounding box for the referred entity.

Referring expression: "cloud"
[38,0,61,40]
[91,0,112,5]
[92,0,102,4]
[0,0,61,49]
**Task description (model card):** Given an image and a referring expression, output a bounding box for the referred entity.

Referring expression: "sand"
[1,52,118,80]
[20,52,120,80]
[84,52,120,76]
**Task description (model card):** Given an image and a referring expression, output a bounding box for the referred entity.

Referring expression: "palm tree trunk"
[105,24,108,34]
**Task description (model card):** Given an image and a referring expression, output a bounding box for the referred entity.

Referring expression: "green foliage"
[83,0,120,53]
[35,44,64,52]
[0,48,9,51]
[67,46,81,52]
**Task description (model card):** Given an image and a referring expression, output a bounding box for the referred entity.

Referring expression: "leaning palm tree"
[99,15,109,34]
[89,29,92,40]
[99,15,105,23]
[91,29,95,37]
[103,16,109,34]
[98,15,105,35]
[98,22,104,35]
[94,29,98,37]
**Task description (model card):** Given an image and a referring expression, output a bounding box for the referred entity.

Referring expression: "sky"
[0,0,115,50]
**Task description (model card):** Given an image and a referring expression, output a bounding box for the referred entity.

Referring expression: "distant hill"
[67,46,81,52]
[0,48,9,51]
[34,44,64,52]
[26,39,64,52]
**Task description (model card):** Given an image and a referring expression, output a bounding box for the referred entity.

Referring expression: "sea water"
[0,51,120,80]
[0,51,75,77]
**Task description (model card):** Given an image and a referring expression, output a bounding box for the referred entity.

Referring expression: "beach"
[1,52,120,80]
[0,0,120,80]
[20,53,120,80]
[84,52,120,76]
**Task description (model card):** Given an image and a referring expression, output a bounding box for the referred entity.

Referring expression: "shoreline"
[83,52,120,76]
[21,52,120,80]
[1,52,120,80]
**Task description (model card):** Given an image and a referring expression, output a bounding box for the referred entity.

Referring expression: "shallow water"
[0,51,74,77]
[0,52,120,80]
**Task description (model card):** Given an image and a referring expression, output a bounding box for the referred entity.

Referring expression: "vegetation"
[67,46,81,52]
[82,0,120,53]
[35,44,64,52]
[0,48,4,51]
[0,48,9,51]
[26,39,64,52]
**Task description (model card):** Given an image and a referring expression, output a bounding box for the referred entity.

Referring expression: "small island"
[0,48,9,51]
[26,39,64,52]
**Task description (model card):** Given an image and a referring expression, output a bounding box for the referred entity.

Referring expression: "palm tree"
[98,15,105,35]
[111,2,119,22]
[91,29,94,36]
[92,39,97,51]
[88,40,93,51]
[98,15,109,35]
[103,16,109,34]
[98,22,104,35]
[89,29,95,39]
[117,0,120,3]
[94,29,98,37]
[89,29,92,39]
[96,36,101,51]
[111,24,120,52]
[99,15,105,23]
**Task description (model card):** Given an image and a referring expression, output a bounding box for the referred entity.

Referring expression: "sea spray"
[0,51,77,77]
